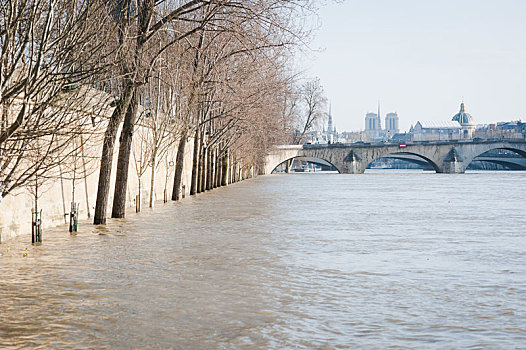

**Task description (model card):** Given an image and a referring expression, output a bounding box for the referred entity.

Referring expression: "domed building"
[452,102,476,139]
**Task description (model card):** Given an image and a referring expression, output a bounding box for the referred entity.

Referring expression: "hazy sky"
[298,0,526,132]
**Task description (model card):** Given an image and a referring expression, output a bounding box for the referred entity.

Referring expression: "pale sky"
[298,0,526,132]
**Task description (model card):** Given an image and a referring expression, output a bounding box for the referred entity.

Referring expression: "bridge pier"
[440,161,465,173]
[340,151,365,174]
[340,164,364,174]
[440,148,466,173]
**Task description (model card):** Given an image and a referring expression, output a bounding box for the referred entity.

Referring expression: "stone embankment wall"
[0,135,195,243]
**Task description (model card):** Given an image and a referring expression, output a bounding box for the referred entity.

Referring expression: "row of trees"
[0,0,328,224]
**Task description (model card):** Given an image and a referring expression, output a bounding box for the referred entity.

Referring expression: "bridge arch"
[364,151,441,173]
[271,156,342,174]
[465,145,526,171]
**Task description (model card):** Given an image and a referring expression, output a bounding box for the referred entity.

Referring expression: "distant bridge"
[262,139,526,174]
[390,152,526,170]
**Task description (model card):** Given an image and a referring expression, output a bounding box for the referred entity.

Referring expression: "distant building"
[412,121,461,141]
[303,130,324,144]
[390,132,410,143]
[327,105,334,134]
[365,112,381,139]
[452,102,475,139]
[410,102,476,141]
[474,120,526,139]
[326,105,336,143]
[364,103,398,141]
[341,131,366,143]
[385,112,399,139]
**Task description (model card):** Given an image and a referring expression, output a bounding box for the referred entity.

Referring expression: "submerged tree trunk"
[221,149,228,186]
[190,127,200,195]
[196,145,202,193]
[201,145,207,192]
[212,149,216,190]
[215,150,221,188]
[197,140,205,193]
[172,129,188,200]
[93,83,134,225]
[112,90,139,218]
[206,147,213,190]
[213,151,221,188]
[286,159,293,173]
[230,157,235,184]
[136,176,142,212]
[149,152,157,208]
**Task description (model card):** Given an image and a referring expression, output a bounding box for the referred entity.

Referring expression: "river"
[1,170,525,349]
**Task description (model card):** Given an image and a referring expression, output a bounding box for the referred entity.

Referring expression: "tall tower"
[377,101,382,130]
[365,112,379,140]
[385,112,399,137]
[327,103,333,134]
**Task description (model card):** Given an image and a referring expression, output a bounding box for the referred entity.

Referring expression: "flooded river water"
[1,170,525,349]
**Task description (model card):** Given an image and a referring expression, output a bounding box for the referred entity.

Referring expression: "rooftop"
[416,120,462,129]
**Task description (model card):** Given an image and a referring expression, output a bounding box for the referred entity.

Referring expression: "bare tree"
[94,0,219,224]
[0,0,114,201]
[93,0,322,223]
[293,77,327,144]
[137,70,183,208]
[170,0,317,196]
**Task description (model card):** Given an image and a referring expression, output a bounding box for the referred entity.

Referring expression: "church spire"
[327,102,333,133]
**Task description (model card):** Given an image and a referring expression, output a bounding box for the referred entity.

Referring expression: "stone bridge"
[262,139,526,174]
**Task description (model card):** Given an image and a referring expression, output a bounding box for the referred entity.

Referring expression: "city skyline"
[324,101,474,134]
[298,0,526,131]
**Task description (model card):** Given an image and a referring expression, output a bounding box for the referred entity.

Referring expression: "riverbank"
[1,175,254,248]
[0,131,254,244]
[0,130,253,243]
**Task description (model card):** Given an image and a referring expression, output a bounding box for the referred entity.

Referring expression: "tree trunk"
[198,141,206,193]
[197,139,203,193]
[202,146,208,192]
[136,176,142,213]
[149,151,157,208]
[231,162,235,183]
[190,127,199,195]
[111,89,139,218]
[93,83,134,225]
[210,149,214,189]
[221,150,228,187]
[215,151,221,188]
[206,147,213,190]
[286,159,292,173]
[172,129,187,200]
[215,151,223,187]
[216,150,220,188]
